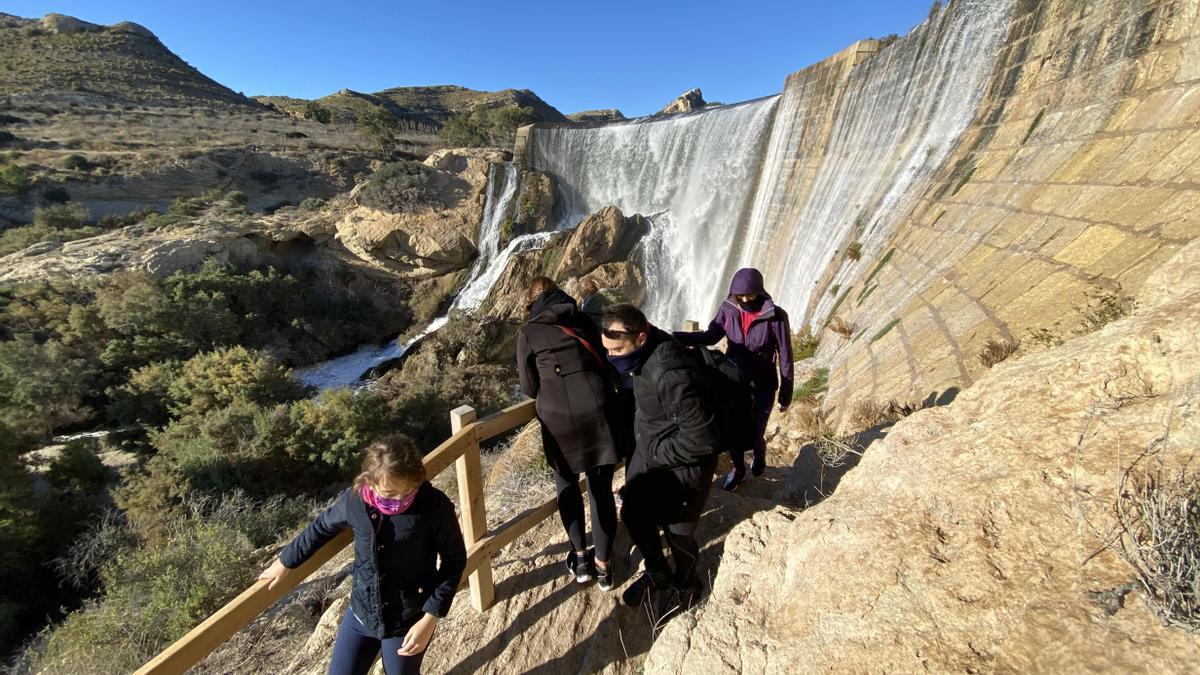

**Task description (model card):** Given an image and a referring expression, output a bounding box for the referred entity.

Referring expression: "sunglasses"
[602,328,638,339]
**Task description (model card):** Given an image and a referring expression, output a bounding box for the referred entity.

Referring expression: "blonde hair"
[352,434,427,495]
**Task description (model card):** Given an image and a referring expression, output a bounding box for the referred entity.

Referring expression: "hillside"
[256,85,569,130]
[0,13,257,108]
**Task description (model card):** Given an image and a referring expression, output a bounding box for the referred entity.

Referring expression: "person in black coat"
[600,304,720,609]
[517,276,620,591]
[259,435,465,675]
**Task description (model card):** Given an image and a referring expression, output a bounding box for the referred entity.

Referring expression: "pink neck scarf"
[363,483,419,515]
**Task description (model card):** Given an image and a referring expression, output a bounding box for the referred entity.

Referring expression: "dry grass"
[1114,464,1200,632]
[978,338,1020,368]
[846,241,863,261]
[846,397,924,433]
[828,316,856,339]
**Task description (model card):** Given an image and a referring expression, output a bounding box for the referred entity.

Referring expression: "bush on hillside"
[358,160,443,211]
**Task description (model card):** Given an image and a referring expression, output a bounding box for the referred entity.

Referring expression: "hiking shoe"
[719,468,745,492]
[566,551,592,583]
[595,563,615,592]
[751,452,766,477]
[622,570,658,607]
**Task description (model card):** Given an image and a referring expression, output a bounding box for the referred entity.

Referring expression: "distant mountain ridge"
[0,12,570,129]
[256,85,569,130]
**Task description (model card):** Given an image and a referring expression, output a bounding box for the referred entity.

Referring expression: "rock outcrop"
[330,149,504,278]
[509,170,556,242]
[657,88,706,115]
[567,109,627,123]
[478,206,649,319]
[646,238,1200,673]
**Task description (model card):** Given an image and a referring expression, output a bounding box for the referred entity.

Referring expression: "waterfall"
[530,97,780,329]
[739,0,1013,325]
[296,162,524,389]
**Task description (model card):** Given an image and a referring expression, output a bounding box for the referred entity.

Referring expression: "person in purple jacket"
[674,267,794,491]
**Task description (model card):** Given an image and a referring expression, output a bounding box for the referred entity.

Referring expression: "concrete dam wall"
[527,0,1200,412]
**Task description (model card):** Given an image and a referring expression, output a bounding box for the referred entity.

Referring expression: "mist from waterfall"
[738,0,1013,326]
[530,97,780,329]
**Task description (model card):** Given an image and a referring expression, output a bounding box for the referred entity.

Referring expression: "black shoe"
[622,570,658,607]
[567,550,593,584]
[595,563,615,592]
[751,452,766,477]
[719,468,745,492]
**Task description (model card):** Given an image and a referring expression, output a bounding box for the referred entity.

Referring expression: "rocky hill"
[0,13,258,108]
[567,109,626,123]
[256,85,569,131]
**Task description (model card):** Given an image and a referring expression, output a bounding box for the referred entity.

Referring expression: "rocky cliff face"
[477,205,649,319]
[646,236,1200,674]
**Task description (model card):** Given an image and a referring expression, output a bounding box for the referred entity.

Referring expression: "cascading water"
[530,97,780,329]
[451,163,519,311]
[738,0,1013,325]
[296,162,524,389]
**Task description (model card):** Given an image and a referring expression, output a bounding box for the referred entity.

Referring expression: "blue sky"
[7,0,938,116]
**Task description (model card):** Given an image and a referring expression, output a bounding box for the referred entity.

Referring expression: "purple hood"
[728,268,771,299]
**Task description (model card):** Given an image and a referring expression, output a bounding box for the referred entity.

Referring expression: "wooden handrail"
[136,399,539,675]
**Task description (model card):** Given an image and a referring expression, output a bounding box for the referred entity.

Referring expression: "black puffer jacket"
[517,289,619,475]
[624,328,720,524]
[280,482,466,639]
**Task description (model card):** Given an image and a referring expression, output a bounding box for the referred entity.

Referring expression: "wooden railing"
[135,399,548,675]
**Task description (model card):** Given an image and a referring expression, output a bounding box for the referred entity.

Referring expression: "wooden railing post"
[451,405,495,611]
[682,320,700,332]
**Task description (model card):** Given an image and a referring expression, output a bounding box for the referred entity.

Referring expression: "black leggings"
[621,504,701,586]
[553,464,617,563]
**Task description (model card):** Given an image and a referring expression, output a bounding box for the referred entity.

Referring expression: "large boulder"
[552,206,648,279]
[334,148,507,278]
[658,88,706,115]
[644,239,1200,673]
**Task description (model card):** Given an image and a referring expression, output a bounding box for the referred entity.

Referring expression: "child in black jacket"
[259,435,466,675]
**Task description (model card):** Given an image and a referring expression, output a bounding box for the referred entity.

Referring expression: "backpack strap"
[557,325,604,366]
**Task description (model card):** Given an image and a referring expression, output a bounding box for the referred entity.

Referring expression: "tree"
[356,105,400,151]
[302,101,332,124]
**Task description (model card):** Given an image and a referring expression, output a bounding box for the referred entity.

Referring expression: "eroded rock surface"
[646,240,1200,674]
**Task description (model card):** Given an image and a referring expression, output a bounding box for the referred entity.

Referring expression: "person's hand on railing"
[257,558,291,590]
[398,613,439,656]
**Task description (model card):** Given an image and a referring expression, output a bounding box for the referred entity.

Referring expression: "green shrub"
[166,346,308,422]
[441,105,539,148]
[298,196,326,211]
[0,163,31,196]
[47,441,114,498]
[283,389,400,472]
[303,101,332,124]
[33,203,89,229]
[0,335,95,435]
[60,154,90,171]
[791,326,819,361]
[356,105,400,150]
[0,130,15,147]
[0,223,62,256]
[794,367,830,402]
[359,160,442,211]
[29,519,255,674]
